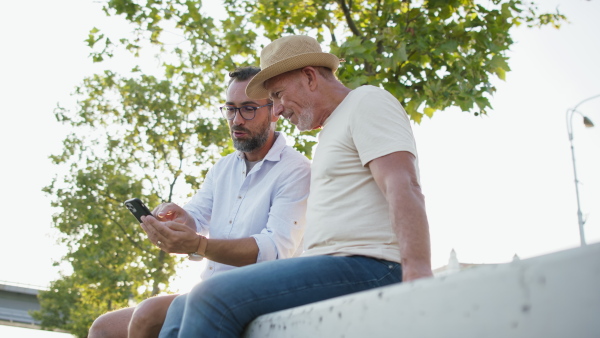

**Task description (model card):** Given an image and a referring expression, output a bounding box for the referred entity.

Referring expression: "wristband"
[188,235,208,261]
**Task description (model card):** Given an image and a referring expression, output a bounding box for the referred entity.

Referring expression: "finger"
[141,217,168,246]
[152,203,178,221]
[140,221,156,243]
[152,203,170,220]
[144,217,185,248]
[159,210,176,221]
[143,215,196,253]
[165,221,195,233]
[161,222,199,254]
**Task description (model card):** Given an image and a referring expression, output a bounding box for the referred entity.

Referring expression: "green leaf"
[424,107,436,118]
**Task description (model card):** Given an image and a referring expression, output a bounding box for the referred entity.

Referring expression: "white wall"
[245,243,600,338]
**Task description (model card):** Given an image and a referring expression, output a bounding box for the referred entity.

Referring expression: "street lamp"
[566,94,599,246]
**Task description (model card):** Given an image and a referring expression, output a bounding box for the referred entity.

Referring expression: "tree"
[91,0,565,121]
[34,0,565,336]
[32,70,232,337]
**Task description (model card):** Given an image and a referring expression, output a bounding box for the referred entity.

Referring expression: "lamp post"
[566,94,598,246]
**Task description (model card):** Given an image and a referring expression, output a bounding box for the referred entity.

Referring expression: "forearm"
[204,237,259,267]
[369,151,433,281]
[389,185,432,280]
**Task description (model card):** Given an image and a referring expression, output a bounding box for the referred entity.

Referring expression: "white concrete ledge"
[244,243,600,338]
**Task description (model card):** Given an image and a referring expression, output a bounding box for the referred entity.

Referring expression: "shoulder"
[280,145,310,167]
[338,86,400,120]
[351,85,398,103]
[346,86,404,120]
[268,133,310,169]
[210,151,241,173]
[275,146,311,191]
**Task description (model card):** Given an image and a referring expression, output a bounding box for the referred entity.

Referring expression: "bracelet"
[188,235,208,261]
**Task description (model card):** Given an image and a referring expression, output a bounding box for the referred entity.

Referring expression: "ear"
[301,66,319,92]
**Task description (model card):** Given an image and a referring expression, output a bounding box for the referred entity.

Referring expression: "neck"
[313,82,352,128]
[243,130,276,162]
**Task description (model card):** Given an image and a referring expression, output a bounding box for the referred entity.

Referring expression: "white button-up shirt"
[184,133,310,280]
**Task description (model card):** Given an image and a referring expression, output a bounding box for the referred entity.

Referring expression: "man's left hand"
[141,215,199,254]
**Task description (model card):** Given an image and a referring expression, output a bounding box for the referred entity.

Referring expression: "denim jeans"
[159,255,402,338]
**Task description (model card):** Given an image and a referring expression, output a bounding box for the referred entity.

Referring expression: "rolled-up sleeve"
[183,166,214,236]
[251,157,310,262]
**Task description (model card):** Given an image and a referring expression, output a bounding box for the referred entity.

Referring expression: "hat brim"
[246,52,340,99]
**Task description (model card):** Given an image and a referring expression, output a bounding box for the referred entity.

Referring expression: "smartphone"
[124,198,153,223]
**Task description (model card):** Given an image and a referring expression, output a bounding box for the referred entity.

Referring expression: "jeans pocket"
[370,258,402,284]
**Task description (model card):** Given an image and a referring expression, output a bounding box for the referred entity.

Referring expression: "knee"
[88,313,112,338]
[130,298,156,327]
[88,307,133,338]
[129,296,172,333]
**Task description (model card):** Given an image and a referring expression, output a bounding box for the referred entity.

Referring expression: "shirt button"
[238,196,242,199]
[209,266,213,270]
[229,220,232,224]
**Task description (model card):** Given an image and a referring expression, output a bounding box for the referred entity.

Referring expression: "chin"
[296,121,314,131]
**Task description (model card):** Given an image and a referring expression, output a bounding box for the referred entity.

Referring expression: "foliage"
[91,0,564,122]
[38,0,564,335]
[36,69,230,336]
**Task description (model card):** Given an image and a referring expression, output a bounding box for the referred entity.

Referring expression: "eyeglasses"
[219,103,273,120]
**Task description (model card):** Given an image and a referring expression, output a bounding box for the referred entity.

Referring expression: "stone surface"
[244,243,600,338]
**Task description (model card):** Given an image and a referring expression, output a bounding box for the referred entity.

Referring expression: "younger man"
[88,66,310,337]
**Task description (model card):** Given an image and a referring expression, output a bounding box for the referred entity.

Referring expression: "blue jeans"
[159,255,402,338]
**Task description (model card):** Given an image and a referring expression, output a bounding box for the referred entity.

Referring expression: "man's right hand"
[152,203,196,231]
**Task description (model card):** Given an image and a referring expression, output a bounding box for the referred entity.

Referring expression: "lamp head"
[583,116,595,128]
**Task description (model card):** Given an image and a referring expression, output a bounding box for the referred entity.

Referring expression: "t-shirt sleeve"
[349,86,417,166]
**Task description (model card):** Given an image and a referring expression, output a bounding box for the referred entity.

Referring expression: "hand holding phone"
[124,198,153,223]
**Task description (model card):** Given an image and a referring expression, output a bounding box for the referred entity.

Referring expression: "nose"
[232,109,246,125]
[271,101,284,118]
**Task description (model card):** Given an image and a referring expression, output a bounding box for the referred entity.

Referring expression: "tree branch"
[338,0,361,37]
[151,250,166,296]
[100,206,148,253]
[167,144,184,203]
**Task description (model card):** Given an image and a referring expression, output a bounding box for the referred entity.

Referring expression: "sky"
[1,0,599,336]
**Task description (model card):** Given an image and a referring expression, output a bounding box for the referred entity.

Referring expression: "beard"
[296,109,314,131]
[231,117,271,153]
[293,98,316,131]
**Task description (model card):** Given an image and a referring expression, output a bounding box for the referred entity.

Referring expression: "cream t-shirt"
[302,85,419,263]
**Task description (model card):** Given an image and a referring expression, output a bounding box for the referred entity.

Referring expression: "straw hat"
[246,35,340,99]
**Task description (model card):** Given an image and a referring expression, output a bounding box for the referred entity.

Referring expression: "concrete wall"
[244,242,600,338]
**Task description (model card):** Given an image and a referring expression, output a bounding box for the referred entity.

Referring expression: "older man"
[88,66,310,338]
[159,35,433,338]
